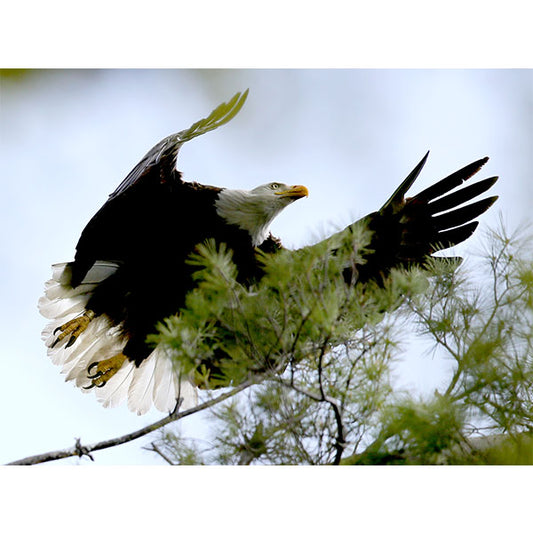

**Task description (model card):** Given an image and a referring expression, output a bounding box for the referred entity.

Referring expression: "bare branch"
[144,442,176,465]
[6,378,256,465]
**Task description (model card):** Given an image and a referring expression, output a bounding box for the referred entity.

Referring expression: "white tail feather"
[128,355,158,415]
[95,361,136,408]
[152,350,179,411]
[39,294,90,320]
[152,348,198,412]
[40,262,198,415]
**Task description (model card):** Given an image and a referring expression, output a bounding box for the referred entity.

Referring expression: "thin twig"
[145,442,176,465]
[279,371,347,464]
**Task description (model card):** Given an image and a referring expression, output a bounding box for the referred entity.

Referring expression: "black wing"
[356,153,497,282]
[69,91,248,286]
[307,153,498,285]
[108,90,249,200]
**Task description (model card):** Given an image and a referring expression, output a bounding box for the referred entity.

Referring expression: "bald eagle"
[39,91,498,415]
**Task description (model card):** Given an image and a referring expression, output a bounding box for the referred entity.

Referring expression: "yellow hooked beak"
[275,185,309,199]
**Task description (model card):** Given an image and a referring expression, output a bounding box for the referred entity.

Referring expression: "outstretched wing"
[70,91,249,286]
[108,90,249,200]
[311,153,498,284]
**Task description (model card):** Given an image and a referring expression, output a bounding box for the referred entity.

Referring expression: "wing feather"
[427,177,498,214]
[291,154,498,284]
[412,157,489,203]
[108,90,248,201]
[359,155,497,278]
[431,196,498,231]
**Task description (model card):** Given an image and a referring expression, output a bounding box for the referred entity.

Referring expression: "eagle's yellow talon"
[83,353,127,389]
[52,310,95,348]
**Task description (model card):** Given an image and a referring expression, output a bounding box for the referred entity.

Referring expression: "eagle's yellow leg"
[52,310,95,348]
[84,353,127,389]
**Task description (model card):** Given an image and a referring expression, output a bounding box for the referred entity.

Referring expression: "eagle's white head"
[215,182,309,245]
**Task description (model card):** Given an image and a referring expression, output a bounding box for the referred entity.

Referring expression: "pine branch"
[279,343,348,465]
[6,378,256,465]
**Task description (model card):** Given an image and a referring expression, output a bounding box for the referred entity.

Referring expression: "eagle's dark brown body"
[71,166,279,367]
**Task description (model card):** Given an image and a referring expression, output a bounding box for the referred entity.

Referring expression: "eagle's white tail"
[38,262,197,415]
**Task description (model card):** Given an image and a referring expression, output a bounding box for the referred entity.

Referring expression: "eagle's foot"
[83,353,127,389]
[52,310,95,348]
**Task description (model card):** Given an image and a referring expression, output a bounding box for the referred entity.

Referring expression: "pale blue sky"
[1,69,532,465]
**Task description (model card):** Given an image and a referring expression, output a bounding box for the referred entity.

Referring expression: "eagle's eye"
[270,183,280,190]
